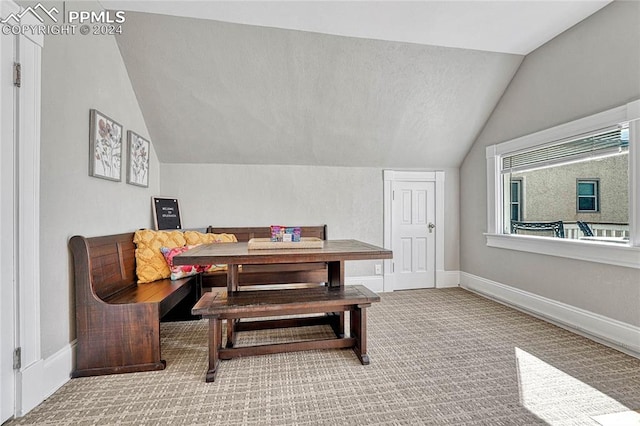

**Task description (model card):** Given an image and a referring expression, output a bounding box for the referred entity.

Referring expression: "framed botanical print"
[126,131,150,187]
[89,109,122,181]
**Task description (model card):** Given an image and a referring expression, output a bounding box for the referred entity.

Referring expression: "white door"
[392,180,436,289]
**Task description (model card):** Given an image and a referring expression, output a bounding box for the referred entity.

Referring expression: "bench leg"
[206,317,221,382]
[226,319,233,348]
[350,304,370,365]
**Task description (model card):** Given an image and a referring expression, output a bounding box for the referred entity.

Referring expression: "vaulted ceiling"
[108,1,610,168]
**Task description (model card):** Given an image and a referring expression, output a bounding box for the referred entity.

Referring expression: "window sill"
[485,233,640,269]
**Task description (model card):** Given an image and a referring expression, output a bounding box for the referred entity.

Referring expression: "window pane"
[511,204,519,221]
[506,153,626,239]
[578,182,595,196]
[578,197,596,211]
[511,182,519,201]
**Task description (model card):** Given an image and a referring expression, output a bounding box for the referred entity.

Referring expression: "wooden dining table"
[173,239,393,292]
[173,239,392,354]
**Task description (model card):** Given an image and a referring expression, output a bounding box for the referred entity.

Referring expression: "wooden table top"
[173,239,392,265]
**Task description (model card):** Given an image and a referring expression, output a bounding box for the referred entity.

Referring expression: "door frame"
[383,170,445,292]
[1,1,20,421]
[1,2,43,419]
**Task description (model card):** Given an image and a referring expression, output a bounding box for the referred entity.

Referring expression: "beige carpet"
[6,288,640,425]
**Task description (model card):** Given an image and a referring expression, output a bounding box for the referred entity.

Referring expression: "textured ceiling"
[115,11,524,168]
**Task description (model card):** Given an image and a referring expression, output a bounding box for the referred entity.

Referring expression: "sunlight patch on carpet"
[515,347,634,425]
[591,410,640,426]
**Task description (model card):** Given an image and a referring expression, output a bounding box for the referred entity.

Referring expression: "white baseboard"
[18,342,73,416]
[345,275,385,293]
[460,272,640,359]
[436,270,460,288]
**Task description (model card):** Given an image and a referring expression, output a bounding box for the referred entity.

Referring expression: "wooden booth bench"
[201,225,328,290]
[69,233,198,377]
[68,225,327,377]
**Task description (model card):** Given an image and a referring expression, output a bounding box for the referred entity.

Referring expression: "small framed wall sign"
[126,131,150,187]
[152,197,182,230]
[89,109,122,181]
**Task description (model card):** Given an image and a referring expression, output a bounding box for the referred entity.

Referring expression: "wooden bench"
[69,233,198,377]
[202,225,328,290]
[192,285,380,382]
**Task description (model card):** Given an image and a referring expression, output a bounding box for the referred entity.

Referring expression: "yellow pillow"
[184,231,237,245]
[133,230,187,283]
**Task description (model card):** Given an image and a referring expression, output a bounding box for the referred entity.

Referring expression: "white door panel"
[392,181,436,289]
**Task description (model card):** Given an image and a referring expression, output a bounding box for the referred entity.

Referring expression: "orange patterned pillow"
[133,229,186,283]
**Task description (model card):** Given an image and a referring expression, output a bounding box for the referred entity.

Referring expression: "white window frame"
[485,100,640,269]
[576,179,599,213]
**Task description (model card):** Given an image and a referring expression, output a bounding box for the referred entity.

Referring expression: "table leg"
[206,316,221,382]
[327,260,345,336]
[351,304,370,365]
[226,264,239,348]
[227,264,239,292]
[327,260,344,288]
[327,312,343,338]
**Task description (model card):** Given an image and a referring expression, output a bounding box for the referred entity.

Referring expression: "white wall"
[161,163,460,276]
[460,1,640,326]
[39,0,160,359]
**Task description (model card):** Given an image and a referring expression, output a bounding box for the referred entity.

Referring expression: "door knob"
[428,223,435,233]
